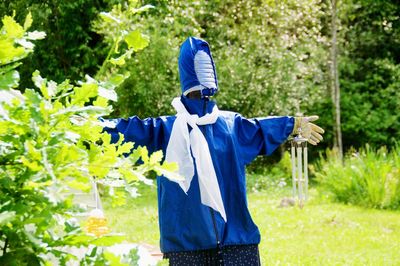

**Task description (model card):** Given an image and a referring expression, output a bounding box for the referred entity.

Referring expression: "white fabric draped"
[165,97,227,222]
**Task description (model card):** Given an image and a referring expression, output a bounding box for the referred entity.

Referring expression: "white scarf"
[165,97,227,222]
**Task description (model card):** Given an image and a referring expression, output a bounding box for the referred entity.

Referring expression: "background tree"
[338,0,400,149]
[113,0,329,120]
[1,0,398,153]
[329,0,343,159]
[0,0,109,89]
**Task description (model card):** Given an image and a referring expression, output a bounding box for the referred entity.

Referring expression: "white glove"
[293,115,325,145]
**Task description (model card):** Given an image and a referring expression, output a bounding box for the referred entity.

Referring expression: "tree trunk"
[330,0,343,159]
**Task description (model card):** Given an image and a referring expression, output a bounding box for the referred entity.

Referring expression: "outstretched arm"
[234,115,295,165]
[101,116,174,153]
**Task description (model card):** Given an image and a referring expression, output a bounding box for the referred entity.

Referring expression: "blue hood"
[178,37,218,97]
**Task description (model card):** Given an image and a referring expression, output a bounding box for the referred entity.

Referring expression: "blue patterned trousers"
[164,244,261,266]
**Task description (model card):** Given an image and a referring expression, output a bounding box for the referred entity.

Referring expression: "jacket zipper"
[210,209,220,246]
[201,99,221,247]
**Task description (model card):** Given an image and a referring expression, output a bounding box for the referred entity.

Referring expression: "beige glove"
[293,115,325,145]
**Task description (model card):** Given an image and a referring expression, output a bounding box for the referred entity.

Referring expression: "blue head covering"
[178,37,218,97]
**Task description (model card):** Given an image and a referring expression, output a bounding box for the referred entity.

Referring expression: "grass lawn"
[104,183,400,265]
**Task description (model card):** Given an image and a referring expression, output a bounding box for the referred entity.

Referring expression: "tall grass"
[316,145,400,209]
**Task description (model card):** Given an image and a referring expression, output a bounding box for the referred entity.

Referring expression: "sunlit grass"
[251,190,400,265]
[104,184,160,246]
[104,184,400,265]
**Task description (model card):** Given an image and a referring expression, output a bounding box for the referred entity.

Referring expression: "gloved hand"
[293,115,325,145]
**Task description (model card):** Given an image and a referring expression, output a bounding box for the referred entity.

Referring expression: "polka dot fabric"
[164,244,261,266]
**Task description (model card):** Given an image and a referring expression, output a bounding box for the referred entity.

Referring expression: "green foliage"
[112,0,328,119]
[2,0,398,152]
[111,0,331,173]
[108,1,204,118]
[247,151,293,192]
[316,145,400,210]
[200,0,328,117]
[92,0,153,81]
[0,0,111,89]
[0,11,177,264]
[338,0,400,148]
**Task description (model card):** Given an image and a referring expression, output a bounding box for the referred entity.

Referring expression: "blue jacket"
[104,96,294,253]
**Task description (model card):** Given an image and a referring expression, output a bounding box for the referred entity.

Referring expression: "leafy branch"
[0,4,177,265]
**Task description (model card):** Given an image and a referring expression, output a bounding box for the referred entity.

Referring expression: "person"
[104,37,324,266]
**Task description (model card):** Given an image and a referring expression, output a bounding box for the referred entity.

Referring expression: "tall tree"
[338,0,400,149]
[330,0,343,158]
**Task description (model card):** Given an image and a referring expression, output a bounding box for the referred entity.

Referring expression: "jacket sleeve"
[234,115,294,164]
[101,116,171,154]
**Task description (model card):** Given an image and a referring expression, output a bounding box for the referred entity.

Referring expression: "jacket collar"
[180,96,216,117]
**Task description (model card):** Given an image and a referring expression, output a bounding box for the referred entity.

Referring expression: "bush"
[0,9,178,264]
[316,145,400,210]
[247,151,293,192]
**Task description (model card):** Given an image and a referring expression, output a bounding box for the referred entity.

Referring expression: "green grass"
[316,146,400,210]
[252,191,400,265]
[104,184,400,265]
[103,184,160,247]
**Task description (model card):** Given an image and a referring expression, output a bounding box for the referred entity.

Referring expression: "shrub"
[316,145,400,209]
[0,8,178,264]
[247,151,293,192]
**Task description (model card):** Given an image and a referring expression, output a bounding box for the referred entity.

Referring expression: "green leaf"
[32,70,46,91]
[21,156,42,172]
[102,73,130,90]
[129,168,153,185]
[119,167,138,182]
[0,211,16,226]
[161,161,179,172]
[103,251,127,266]
[131,4,154,14]
[2,15,24,39]
[24,89,42,106]
[111,190,127,207]
[154,162,184,181]
[93,96,109,108]
[71,83,98,105]
[138,146,149,163]
[109,54,127,66]
[26,31,46,40]
[0,89,24,108]
[32,71,57,99]
[63,234,94,246]
[0,62,21,75]
[23,12,33,30]
[90,234,125,246]
[0,70,19,90]
[124,30,149,52]
[15,39,34,49]
[149,150,163,165]
[99,12,121,24]
[98,87,118,102]
[66,180,91,192]
[117,142,134,155]
[0,39,26,65]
